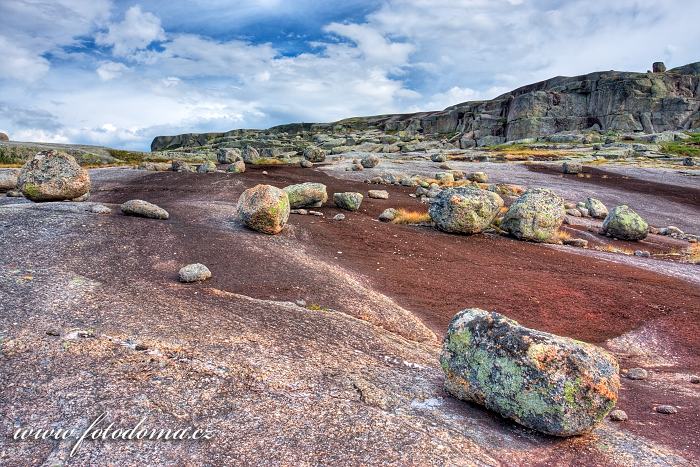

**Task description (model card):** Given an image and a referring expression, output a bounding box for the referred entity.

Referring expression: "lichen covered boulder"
[172,160,194,172]
[440,308,620,436]
[601,205,648,240]
[429,187,503,234]
[501,188,565,242]
[18,151,90,202]
[361,155,380,168]
[197,160,217,173]
[283,182,328,209]
[178,263,212,283]
[236,184,290,234]
[334,192,363,211]
[227,160,246,173]
[242,146,260,163]
[585,197,608,219]
[303,147,327,163]
[217,147,242,164]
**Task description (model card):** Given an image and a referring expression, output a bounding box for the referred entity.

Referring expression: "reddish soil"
[88,165,700,458]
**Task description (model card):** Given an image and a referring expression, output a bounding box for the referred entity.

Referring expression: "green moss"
[446,329,472,354]
[563,377,582,405]
[21,183,41,199]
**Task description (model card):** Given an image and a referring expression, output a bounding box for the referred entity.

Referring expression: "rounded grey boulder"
[283,182,328,209]
[18,151,90,202]
[440,308,620,436]
[501,188,565,242]
[360,155,380,168]
[379,208,398,222]
[179,263,212,283]
[197,160,217,173]
[0,132,9,142]
[227,160,246,173]
[601,205,648,241]
[121,200,169,220]
[303,147,327,163]
[334,192,363,211]
[242,146,260,163]
[585,197,608,219]
[0,169,19,192]
[217,147,242,164]
[562,162,582,174]
[172,160,194,172]
[429,187,503,234]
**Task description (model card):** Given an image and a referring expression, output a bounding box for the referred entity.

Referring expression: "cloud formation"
[0,0,698,150]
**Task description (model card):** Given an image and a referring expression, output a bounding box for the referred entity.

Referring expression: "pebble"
[633,250,651,258]
[91,204,112,215]
[609,409,628,421]
[689,375,700,384]
[655,405,677,414]
[262,170,268,175]
[333,214,346,221]
[178,263,212,283]
[291,209,308,215]
[308,210,323,216]
[626,368,648,380]
[134,343,148,351]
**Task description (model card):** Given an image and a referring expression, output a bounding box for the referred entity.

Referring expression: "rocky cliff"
[151,62,700,151]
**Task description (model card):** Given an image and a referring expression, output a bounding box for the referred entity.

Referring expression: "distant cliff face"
[151,62,700,151]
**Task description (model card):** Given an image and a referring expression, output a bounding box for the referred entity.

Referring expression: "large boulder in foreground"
[601,205,648,240]
[501,188,565,242]
[429,187,503,234]
[18,151,90,202]
[440,308,619,436]
[236,184,290,234]
[283,182,328,209]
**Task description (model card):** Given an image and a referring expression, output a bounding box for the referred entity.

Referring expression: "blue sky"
[1,0,698,151]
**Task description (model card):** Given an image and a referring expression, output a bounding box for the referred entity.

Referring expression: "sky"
[0,0,698,151]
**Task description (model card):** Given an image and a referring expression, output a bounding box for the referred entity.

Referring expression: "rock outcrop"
[440,308,620,436]
[152,62,700,151]
[18,151,90,202]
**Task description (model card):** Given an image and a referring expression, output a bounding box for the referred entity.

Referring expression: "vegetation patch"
[391,209,431,225]
[659,133,700,157]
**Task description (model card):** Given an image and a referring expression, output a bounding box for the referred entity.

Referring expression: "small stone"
[291,209,308,215]
[300,159,313,168]
[626,368,648,380]
[368,190,389,199]
[46,329,60,337]
[134,343,148,351]
[178,263,212,283]
[308,210,323,216]
[227,161,246,173]
[295,299,307,307]
[562,162,582,174]
[197,160,217,173]
[689,375,700,384]
[609,409,628,421]
[90,204,112,215]
[333,213,345,221]
[121,200,169,220]
[6,189,24,197]
[634,250,651,258]
[564,238,588,248]
[262,170,268,175]
[655,405,677,414]
[361,154,380,168]
[467,171,488,183]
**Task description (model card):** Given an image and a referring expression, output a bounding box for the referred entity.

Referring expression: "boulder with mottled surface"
[602,205,648,241]
[18,151,90,202]
[501,188,565,242]
[283,182,328,209]
[236,184,290,234]
[429,187,503,234]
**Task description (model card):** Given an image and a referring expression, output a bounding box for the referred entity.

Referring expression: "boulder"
[0,132,9,142]
[562,162,582,174]
[652,61,666,73]
[172,160,194,172]
[334,192,363,211]
[300,159,313,168]
[283,182,328,209]
[236,184,290,234]
[501,188,565,242]
[361,155,380,168]
[379,208,398,222]
[217,148,242,164]
[601,205,648,241]
[18,151,90,202]
[139,162,171,171]
[0,169,19,191]
[429,187,503,234]
[227,161,246,173]
[121,200,169,220]
[585,198,608,219]
[242,146,260,163]
[435,172,454,183]
[431,153,447,163]
[178,263,212,283]
[303,147,327,163]
[367,190,389,199]
[440,308,619,436]
[197,160,217,173]
[467,172,488,183]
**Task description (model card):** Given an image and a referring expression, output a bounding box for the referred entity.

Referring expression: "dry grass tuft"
[686,243,700,264]
[392,209,432,225]
[556,230,573,241]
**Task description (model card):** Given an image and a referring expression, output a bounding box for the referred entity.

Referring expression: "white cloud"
[96,61,129,81]
[96,6,165,57]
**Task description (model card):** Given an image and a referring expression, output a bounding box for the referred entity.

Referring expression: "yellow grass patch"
[593,244,636,255]
[392,209,431,225]
[686,243,700,264]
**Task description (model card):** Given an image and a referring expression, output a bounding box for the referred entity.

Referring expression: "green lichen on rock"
[429,187,503,235]
[440,308,620,436]
[283,182,328,209]
[601,205,648,241]
[236,184,290,234]
[501,188,565,243]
